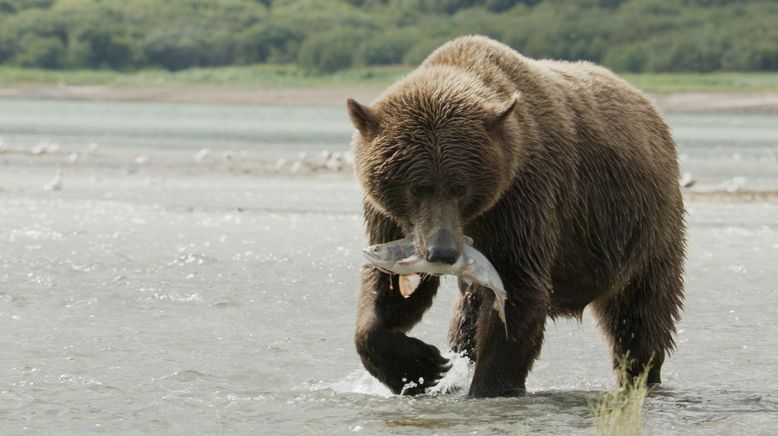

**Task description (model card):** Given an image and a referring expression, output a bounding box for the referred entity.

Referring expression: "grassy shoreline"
[0,65,409,89]
[2,65,778,94]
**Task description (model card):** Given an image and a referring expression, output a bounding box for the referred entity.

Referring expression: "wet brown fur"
[349,35,685,398]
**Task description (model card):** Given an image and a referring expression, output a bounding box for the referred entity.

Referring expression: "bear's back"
[422,36,675,164]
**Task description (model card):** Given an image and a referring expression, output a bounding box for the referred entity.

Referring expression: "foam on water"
[320,351,475,398]
[428,351,476,395]
[320,369,393,397]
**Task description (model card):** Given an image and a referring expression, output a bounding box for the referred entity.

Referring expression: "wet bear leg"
[355,267,451,395]
[468,282,549,398]
[448,279,482,362]
[592,254,684,385]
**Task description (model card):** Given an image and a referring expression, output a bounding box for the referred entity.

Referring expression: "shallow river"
[1,99,777,434]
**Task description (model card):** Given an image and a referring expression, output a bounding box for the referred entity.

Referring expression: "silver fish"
[362,236,508,335]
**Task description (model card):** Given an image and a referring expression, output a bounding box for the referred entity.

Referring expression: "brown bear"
[347,35,685,398]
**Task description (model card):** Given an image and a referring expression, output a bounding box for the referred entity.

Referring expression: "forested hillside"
[0,0,776,73]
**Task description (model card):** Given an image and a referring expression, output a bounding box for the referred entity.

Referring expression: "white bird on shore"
[721,177,746,193]
[46,142,60,153]
[43,170,63,191]
[325,152,342,171]
[194,148,210,163]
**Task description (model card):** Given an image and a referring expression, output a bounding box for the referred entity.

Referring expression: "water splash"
[317,351,474,398]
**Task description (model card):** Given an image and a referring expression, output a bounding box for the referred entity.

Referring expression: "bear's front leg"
[355,265,450,395]
[448,280,482,362]
[468,275,549,398]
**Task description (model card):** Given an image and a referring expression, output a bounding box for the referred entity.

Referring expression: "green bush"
[722,40,778,71]
[603,44,648,73]
[355,31,415,66]
[403,37,450,65]
[639,27,727,73]
[0,0,54,14]
[144,29,213,71]
[69,27,138,69]
[237,22,305,64]
[15,35,64,68]
[298,28,366,73]
[0,0,777,73]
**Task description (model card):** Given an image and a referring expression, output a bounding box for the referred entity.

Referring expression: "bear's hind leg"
[592,253,684,385]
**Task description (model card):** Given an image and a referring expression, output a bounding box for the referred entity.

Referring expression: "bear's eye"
[410,184,433,199]
[450,184,467,197]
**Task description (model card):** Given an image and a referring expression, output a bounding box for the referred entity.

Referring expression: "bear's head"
[347,68,522,263]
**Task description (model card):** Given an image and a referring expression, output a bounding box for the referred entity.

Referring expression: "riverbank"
[3,84,778,113]
[2,67,778,112]
[2,146,777,203]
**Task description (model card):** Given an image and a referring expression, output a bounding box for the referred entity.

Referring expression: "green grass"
[622,72,778,93]
[0,65,410,88]
[592,358,651,436]
[1,65,778,93]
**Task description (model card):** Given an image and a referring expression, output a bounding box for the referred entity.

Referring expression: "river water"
[0,99,777,434]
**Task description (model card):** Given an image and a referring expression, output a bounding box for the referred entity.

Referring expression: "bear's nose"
[425,228,460,264]
[426,246,459,264]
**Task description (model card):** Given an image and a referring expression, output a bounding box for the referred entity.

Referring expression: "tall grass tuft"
[593,357,651,436]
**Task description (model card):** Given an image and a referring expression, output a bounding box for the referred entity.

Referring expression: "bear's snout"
[425,228,460,264]
[413,198,464,265]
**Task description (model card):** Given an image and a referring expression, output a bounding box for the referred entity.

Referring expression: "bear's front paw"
[357,330,451,395]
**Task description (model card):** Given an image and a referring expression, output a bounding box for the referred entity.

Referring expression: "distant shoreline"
[2,84,778,113]
[1,66,778,112]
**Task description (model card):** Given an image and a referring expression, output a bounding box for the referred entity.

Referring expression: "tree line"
[0,0,776,73]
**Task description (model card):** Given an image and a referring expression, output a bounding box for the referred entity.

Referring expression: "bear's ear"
[347,98,381,138]
[484,92,519,132]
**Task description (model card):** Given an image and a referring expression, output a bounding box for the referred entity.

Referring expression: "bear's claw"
[358,330,451,395]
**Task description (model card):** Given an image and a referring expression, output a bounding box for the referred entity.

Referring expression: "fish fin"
[399,274,421,298]
[397,256,418,266]
[408,274,421,294]
[398,276,409,298]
